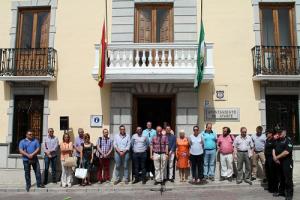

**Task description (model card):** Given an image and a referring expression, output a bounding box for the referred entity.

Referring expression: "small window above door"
[135,4,174,43]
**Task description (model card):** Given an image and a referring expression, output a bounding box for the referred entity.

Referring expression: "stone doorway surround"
[110,83,198,136]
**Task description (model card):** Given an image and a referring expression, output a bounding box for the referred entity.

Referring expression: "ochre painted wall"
[0,0,12,143]
[197,0,261,134]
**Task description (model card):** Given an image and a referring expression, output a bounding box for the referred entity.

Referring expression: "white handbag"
[75,168,88,179]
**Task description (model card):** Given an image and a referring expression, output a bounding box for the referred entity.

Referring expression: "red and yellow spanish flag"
[98,22,107,88]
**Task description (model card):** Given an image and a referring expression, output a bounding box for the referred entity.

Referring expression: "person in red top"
[217,127,235,182]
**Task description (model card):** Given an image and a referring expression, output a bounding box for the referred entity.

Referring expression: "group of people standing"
[18,122,294,200]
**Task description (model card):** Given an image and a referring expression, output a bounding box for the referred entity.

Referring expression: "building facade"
[0,0,299,182]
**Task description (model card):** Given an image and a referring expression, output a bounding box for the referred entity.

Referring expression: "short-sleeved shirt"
[251,133,266,152]
[151,135,168,154]
[264,138,275,157]
[19,138,40,161]
[131,133,149,153]
[43,135,59,157]
[114,133,131,152]
[74,136,84,157]
[233,135,253,152]
[189,134,204,155]
[217,134,235,154]
[96,137,113,158]
[274,137,293,160]
[142,129,157,143]
[201,130,217,150]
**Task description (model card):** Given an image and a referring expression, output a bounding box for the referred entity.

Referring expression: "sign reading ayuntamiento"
[205,108,240,122]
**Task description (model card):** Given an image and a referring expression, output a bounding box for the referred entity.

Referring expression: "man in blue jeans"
[113,125,131,185]
[19,130,45,192]
[43,128,59,185]
[201,123,217,181]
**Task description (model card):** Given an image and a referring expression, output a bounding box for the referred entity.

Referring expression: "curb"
[0,180,299,193]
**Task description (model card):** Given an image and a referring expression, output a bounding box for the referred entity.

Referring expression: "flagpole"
[201,0,203,24]
[105,0,108,42]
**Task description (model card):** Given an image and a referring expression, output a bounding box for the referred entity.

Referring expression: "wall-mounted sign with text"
[205,108,240,122]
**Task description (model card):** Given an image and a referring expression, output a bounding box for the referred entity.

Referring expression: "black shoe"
[26,186,30,192]
[236,180,242,184]
[273,192,285,197]
[220,177,225,181]
[124,180,129,185]
[251,177,256,181]
[228,177,233,182]
[142,180,146,184]
[209,176,215,181]
[169,179,174,183]
[285,196,293,200]
[262,179,267,183]
[37,184,45,188]
[154,181,160,185]
[244,180,252,185]
[132,179,139,184]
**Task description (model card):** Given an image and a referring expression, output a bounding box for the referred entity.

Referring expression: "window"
[135,4,173,43]
[260,4,296,46]
[16,8,50,48]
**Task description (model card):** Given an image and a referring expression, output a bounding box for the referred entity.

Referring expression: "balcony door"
[16,8,50,76]
[135,4,173,43]
[260,4,297,74]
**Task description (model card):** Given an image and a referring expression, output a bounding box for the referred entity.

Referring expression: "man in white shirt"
[233,127,254,185]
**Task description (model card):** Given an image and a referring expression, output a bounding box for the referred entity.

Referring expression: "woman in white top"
[189,125,204,184]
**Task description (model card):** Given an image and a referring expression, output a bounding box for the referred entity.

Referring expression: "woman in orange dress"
[176,130,190,182]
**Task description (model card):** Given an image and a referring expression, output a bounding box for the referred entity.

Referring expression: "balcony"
[0,48,57,82]
[252,46,300,81]
[92,43,215,83]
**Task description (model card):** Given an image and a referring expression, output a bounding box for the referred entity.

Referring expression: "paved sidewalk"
[0,177,299,193]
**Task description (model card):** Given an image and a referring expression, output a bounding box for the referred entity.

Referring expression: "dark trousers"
[278,159,293,198]
[265,155,278,192]
[97,158,110,181]
[190,154,204,180]
[44,156,57,184]
[23,158,42,189]
[133,152,147,180]
[146,149,155,176]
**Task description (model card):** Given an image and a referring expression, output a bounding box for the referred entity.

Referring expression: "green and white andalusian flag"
[194,22,205,88]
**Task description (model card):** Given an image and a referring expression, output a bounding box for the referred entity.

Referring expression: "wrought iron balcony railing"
[252,46,300,76]
[0,48,57,77]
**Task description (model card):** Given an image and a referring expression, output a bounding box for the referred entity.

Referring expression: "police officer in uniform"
[273,129,293,200]
[264,129,278,193]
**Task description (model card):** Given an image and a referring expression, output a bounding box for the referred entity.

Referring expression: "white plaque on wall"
[205,108,240,122]
[90,115,103,127]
